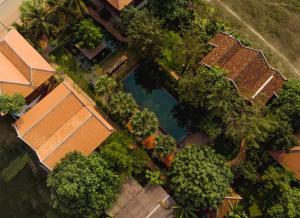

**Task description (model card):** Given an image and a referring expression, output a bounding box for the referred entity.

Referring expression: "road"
[207,0,300,77]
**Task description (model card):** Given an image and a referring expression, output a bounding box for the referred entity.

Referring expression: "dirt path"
[208,0,300,78]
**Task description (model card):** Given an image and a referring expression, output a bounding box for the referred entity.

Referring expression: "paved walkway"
[0,0,22,37]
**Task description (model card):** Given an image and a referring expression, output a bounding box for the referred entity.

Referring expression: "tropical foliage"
[152,135,177,159]
[107,92,138,125]
[129,109,159,140]
[169,145,233,209]
[0,94,25,114]
[47,152,120,217]
[94,75,118,97]
[145,170,164,185]
[74,19,103,49]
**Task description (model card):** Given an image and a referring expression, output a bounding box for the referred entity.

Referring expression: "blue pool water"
[122,69,188,143]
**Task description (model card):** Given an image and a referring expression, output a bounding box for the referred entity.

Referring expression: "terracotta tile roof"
[0,30,54,97]
[14,77,114,170]
[202,32,286,105]
[106,178,175,218]
[270,134,300,180]
[106,0,133,11]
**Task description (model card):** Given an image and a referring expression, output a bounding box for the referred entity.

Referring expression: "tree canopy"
[74,19,103,49]
[169,145,233,209]
[268,80,300,131]
[47,152,120,217]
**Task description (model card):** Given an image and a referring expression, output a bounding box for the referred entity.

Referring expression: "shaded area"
[0,116,52,218]
[122,67,188,143]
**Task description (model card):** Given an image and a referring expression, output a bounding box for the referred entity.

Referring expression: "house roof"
[106,178,175,218]
[270,133,300,180]
[0,30,54,97]
[14,77,114,170]
[201,32,286,105]
[106,0,133,11]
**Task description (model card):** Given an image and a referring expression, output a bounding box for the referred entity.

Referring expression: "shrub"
[145,170,164,186]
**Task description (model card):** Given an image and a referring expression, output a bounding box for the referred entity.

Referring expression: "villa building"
[0,30,55,97]
[202,32,286,105]
[14,77,114,171]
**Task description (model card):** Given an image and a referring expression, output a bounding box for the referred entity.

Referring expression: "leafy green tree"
[0,94,25,114]
[20,0,54,40]
[268,80,300,131]
[74,19,103,49]
[95,75,118,97]
[131,148,151,175]
[47,152,120,217]
[99,142,133,175]
[107,92,138,125]
[169,145,233,209]
[153,135,177,159]
[150,0,193,26]
[145,170,164,185]
[178,67,249,123]
[125,8,165,60]
[129,109,159,139]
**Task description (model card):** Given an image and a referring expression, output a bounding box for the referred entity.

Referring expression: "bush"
[145,170,164,186]
[0,94,25,114]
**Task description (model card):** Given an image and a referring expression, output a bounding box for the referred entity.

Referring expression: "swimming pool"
[122,68,188,143]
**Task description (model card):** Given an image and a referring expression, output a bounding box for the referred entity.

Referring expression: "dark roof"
[106,178,175,218]
[202,32,286,105]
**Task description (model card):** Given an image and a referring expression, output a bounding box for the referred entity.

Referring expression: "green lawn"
[0,116,52,218]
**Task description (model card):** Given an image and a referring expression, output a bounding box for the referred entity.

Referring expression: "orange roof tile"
[202,32,286,105]
[0,30,54,97]
[106,0,133,10]
[14,77,114,170]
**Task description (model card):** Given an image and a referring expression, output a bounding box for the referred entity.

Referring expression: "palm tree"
[20,0,53,40]
[153,135,177,159]
[129,109,159,140]
[107,92,138,125]
[95,75,118,98]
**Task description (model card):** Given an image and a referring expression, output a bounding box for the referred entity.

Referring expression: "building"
[105,0,134,11]
[106,178,175,218]
[14,77,114,171]
[270,133,300,180]
[0,30,55,97]
[201,32,286,105]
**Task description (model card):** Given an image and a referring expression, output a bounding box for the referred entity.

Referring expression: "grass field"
[210,0,300,79]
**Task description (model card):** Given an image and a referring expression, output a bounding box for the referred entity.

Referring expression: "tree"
[153,135,177,159]
[125,8,165,60]
[99,141,133,175]
[150,0,193,26]
[0,94,25,114]
[95,75,118,97]
[74,19,103,49]
[47,152,120,217]
[67,0,88,16]
[129,109,159,140]
[107,92,138,125]
[268,80,300,131]
[20,0,54,40]
[169,145,233,209]
[178,67,249,123]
